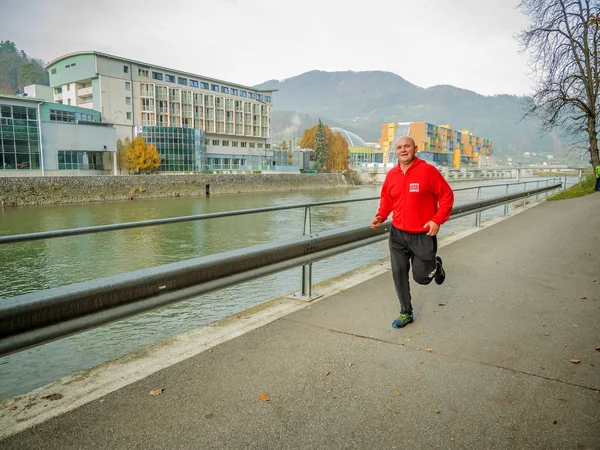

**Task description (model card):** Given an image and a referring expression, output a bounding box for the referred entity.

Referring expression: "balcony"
[54,93,63,101]
[77,86,93,97]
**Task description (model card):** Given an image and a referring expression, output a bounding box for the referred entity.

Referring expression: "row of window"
[210,140,270,149]
[0,152,40,170]
[1,105,37,121]
[127,66,271,102]
[58,151,104,170]
[49,110,96,123]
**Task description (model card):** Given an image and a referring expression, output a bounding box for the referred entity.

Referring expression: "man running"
[371,136,454,328]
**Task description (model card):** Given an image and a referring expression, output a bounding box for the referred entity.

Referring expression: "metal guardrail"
[0,180,562,357]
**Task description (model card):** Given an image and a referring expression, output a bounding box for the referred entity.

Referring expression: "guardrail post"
[535,181,540,202]
[475,187,482,227]
[563,175,567,191]
[503,184,509,216]
[289,205,322,302]
[522,183,527,209]
[301,205,313,297]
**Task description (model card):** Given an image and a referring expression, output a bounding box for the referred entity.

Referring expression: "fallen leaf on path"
[435,409,441,413]
[405,338,411,342]
[427,348,433,352]
[150,388,165,396]
[579,296,587,299]
[258,394,270,402]
[323,370,330,376]
[7,405,16,411]
[41,393,63,401]
[438,303,446,306]
[569,359,581,364]
[450,436,455,441]
[395,390,401,396]
[596,348,600,352]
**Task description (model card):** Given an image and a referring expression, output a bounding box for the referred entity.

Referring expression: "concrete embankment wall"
[0,174,351,207]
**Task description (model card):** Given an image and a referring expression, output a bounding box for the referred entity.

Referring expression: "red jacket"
[376,158,454,233]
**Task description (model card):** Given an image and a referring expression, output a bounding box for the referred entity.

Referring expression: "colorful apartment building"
[379,122,492,167]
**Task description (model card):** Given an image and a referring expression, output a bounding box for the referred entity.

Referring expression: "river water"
[0,177,567,399]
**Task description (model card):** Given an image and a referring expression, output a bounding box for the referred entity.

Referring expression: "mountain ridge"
[257,70,562,160]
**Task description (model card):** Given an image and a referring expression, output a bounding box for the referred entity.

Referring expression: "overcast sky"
[2,0,534,96]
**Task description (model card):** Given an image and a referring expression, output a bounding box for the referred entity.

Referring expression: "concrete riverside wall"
[0,174,351,207]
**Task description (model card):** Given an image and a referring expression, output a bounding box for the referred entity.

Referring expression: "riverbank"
[0,173,353,207]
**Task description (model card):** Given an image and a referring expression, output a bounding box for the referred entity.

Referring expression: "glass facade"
[0,104,40,170]
[57,151,105,170]
[137,126,206,172]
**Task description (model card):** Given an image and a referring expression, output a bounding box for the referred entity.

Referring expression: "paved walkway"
[1,194,599,449]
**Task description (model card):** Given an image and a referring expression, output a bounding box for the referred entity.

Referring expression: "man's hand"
[370,216,383,229]
[423,220,440,236]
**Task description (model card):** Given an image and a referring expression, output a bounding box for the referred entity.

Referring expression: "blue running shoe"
[392,313,414,329]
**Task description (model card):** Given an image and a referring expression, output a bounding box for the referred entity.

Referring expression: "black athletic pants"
[388,225,438,314]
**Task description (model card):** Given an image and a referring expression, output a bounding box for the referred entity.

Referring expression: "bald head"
[394,136,417,167]
[394,136,416,147]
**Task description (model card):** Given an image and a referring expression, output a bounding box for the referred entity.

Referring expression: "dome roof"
[331,127,367,147]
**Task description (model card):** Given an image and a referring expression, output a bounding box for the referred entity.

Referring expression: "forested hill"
[255,70,565,160]
[0,41,49,95]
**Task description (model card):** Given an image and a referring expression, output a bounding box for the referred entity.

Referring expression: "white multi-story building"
[46,51,277,172]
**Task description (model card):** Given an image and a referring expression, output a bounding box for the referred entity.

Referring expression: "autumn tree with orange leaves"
[125,136,161,174]
[299,121,349,172]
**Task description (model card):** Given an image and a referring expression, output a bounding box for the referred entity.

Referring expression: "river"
[0,177,568,399]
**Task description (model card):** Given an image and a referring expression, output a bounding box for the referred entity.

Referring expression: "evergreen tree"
[314,119,330,171]
[0,40,49,94]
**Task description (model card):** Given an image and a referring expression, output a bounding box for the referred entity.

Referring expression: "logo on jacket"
[409,183,420,192]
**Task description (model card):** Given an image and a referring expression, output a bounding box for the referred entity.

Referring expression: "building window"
[231,88,238,95]
[125,81,131,90]
[190,80,198,88]
[200,82,209,89]
[127,112,132,119]
[248,92,255,99]
[256,94,263,101]
[257,143,263,149]
[241,142,247,148]
[232,141,239,147]
[240,90,247,98]
[222,140,229,146]
[125,97,131,105]
[211,84,219,92]
[212,139,220,145]
[178,77,187,85]
[152,72,163,81]
[51,68,57,74]
[54,87,62,94]
[165,74,175,83]
[138,68,149,77]
[221,86,229,94]
[249,142,256,148]
[124,65,129,73]
[265,96,271,102]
